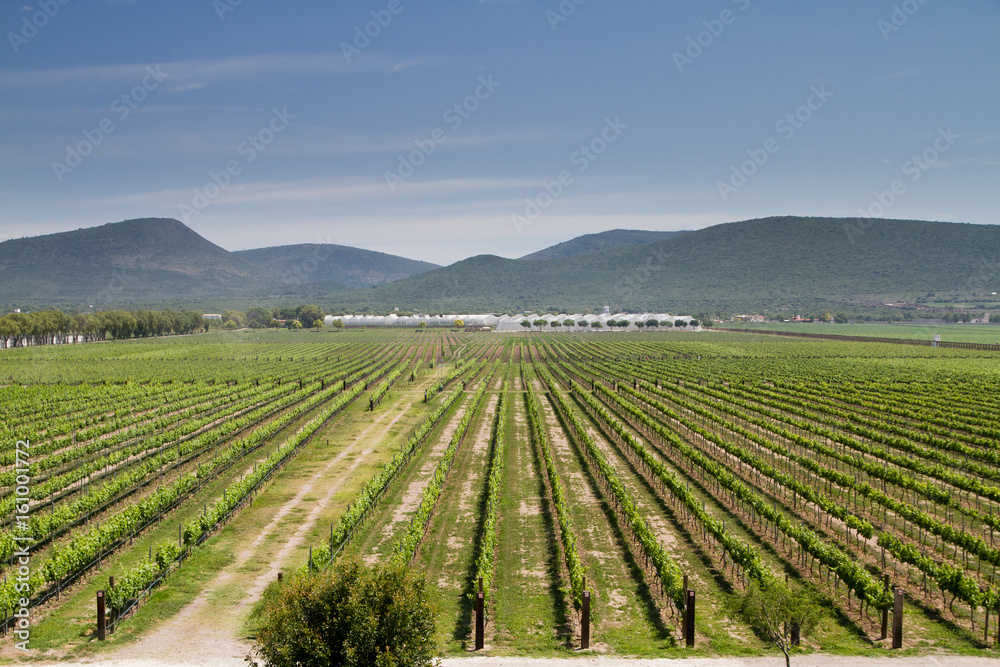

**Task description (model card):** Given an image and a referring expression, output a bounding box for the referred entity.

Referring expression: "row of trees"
[520,318,699,330]
[0,304,337,349]
[753,311,998,324]
[0,309,205,348]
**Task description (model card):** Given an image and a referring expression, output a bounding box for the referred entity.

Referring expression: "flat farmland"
[2,329,1000,662]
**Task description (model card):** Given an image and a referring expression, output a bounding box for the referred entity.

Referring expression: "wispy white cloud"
[877,65,935,81]
[970,133,1000,146]
[94,176,536,209]
[0,52,422,91]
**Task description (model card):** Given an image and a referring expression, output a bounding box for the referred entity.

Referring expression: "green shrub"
[251,559,438,667]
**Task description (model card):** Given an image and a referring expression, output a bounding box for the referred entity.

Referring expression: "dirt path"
[104,407,405,665]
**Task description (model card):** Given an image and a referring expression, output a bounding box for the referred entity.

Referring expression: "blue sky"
[1,0,997,265]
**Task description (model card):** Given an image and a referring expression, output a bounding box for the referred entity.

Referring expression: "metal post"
[96,591,106,641]
[581,590,591,649]
[892,588,904,649]
[475,592,485,650]
[685,590,695,647]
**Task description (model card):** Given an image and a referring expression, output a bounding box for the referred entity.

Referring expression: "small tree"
[591,321,602,329]
[550,320,561,329]
[331,318,344,330]
[312,319,324,330]
[297,304,324,329]
[563,319,575,327]
[833,313,850,324]
[418,321,428,329]
[247,306,272,329]
[520,319,531,330]
[645,319,659,328]
[533,318,547,329]
[453,319,464,328]
[289,320,303,330]
[635,321,644,329]
[727,579,819,667]
[251,559,437,667]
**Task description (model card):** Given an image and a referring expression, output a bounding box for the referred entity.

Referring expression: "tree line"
[520,318,699,330]
[0,305,335,349]
[0,309,205,348]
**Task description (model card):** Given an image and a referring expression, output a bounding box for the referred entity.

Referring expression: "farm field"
[2,329,1000,662]
[717,321,1000,345]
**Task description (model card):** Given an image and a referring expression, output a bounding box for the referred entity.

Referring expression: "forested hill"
[0,218,436,308]
[329,217,1000,314]
[4,216,997,315]
[519,229,688,260]
[234,244,438,289]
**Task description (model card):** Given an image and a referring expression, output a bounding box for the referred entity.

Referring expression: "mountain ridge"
[329,216,1000,314]
[519,229,689,260]
[3,215,998,315]
[0,218,435,308]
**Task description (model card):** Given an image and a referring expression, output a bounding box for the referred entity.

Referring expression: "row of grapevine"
[0,354,406,605]
[522,366,586,609]
[327,376,471,552]
[471,364,510,607]
[571,366,888,612]
[104,375,372,612]
[536,366,686,610]
[390,362,499,564]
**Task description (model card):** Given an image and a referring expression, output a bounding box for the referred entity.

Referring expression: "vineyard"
[1,328,1000,659]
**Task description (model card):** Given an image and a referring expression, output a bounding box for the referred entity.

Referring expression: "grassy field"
[715,321,1000,344]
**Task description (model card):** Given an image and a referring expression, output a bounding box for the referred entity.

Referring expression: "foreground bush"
[251,559,438,667]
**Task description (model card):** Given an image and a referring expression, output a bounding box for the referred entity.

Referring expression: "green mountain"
[0,218,273,308]
[519,229,688,260]
[4,216,997,315]
[328,217,1000,314]
[0,219,433,310]
[234,244,438,290]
